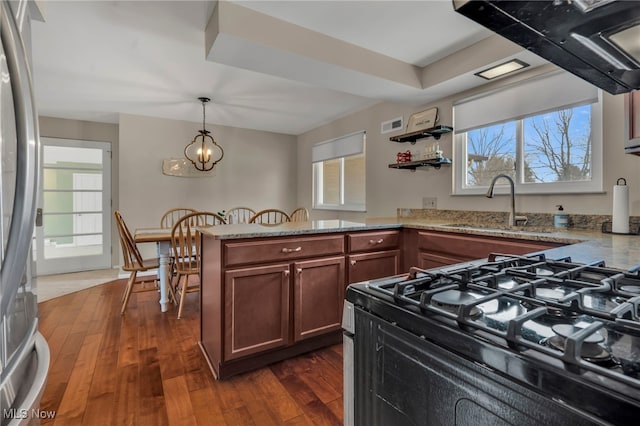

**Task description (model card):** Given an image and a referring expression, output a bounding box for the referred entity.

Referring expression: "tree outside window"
[523,105,592,183]
[460,103,596,193]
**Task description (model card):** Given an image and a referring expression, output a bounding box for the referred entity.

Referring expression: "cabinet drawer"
[418,231,561,259]
[348,230,400,253]
[224,234,345,267]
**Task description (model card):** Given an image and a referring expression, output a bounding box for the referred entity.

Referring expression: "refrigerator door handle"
[0,0,39,314]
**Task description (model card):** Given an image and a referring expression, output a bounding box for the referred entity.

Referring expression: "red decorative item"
[396,150,412,163]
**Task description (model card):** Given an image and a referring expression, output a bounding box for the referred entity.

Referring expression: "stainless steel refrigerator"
[1,0,49,424]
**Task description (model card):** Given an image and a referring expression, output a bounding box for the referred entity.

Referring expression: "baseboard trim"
[117,269,159,280]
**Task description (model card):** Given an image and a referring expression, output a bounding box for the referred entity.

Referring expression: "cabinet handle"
[296,268,303,274]
[283,270,290,277]
[350,260,357,266]
[281,246,302,253]
[369,239,384,244]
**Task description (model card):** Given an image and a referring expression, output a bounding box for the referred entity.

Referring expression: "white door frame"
[35,137,112,275]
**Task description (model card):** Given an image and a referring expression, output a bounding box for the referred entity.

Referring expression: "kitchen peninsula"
[198,217,640,379]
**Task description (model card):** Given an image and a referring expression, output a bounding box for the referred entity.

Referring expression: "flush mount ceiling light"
[184,97,224,171]
[474,59,530,80]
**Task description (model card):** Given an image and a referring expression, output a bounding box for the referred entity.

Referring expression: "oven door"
[353,307,603,426]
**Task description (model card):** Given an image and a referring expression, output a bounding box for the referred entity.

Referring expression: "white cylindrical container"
[612,178,630,234]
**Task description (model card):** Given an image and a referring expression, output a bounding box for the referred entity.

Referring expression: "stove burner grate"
[430,290,483,318]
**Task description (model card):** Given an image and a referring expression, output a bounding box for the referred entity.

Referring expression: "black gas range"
[343,254,640,425]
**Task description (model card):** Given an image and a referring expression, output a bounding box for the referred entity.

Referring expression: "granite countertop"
[198,219,403,239]
[199,217,640,271]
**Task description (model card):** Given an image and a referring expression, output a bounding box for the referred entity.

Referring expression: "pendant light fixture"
[184,97,224,171]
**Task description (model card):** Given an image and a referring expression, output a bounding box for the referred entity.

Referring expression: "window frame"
[453,92,603,196]
[312,131,366,212]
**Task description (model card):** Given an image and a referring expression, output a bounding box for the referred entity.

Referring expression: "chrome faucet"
[485,174,526,227]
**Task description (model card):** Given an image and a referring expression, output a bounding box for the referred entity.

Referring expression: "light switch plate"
[423,197,437,209]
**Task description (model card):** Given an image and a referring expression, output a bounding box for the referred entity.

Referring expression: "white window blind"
[312,130,365,163]
[454,71,599,133]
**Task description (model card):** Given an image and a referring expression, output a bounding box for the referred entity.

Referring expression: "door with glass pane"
[34,138,111,275]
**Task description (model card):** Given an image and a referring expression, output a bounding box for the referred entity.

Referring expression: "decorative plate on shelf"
[406,108,438,133]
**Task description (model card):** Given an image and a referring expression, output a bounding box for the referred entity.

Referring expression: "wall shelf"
[388,157,452,170]
[389,125,453,144]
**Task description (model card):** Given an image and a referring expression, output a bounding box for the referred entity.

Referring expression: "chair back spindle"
[290,207,309,222]
[225,207,256,224]
[248,209,291,225]
[171,212,225,318]
[160,207,198,228]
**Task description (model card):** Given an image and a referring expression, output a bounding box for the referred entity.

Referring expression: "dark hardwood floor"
[38,278,344,425]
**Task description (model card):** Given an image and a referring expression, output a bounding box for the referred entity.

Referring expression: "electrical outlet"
[423,197,437,209]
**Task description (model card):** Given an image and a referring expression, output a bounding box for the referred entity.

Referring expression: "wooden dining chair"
[290,207,309,222]
[171,211,226,319]
[114,211,161,315]
[248,209,291,225]
[160,207,198,228]
[224,207,256,224]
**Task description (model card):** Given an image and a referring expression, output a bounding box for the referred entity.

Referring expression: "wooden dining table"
[134,227,172,312]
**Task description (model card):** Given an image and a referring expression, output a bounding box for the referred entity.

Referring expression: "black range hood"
[453,0,640,94]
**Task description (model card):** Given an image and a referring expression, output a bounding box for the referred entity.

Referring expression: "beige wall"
[297,66,638,221]
[38,116,120,265]
[40,114,297,268]
[119,113,298,259]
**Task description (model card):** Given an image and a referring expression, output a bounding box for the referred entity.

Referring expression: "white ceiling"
[30,0,537,135]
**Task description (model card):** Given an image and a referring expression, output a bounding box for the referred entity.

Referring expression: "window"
[312,131,366,211]
[453,71,603,195]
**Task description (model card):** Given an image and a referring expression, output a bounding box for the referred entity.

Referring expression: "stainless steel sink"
[440,223,557,233]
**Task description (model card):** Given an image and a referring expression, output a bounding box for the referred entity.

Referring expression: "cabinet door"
[224,264,290,361]
[419,251,469,270]
[348,250,401,284]
[293,256,345,342]
[626,90,640,152]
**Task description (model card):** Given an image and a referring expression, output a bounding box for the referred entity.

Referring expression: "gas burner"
[430,290,482,318]
[495,276,520,290]
[535,267,554,276]
[545,336,612,363]
[544,324,613,363]
[546,306,580,319]
[552,324,604,343]
[536,287,566,301]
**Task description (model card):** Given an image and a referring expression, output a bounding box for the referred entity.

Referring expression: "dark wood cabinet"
[419,251,467,269]
[626,90,640,155]
[224,234,344,267]
[416,230,563,269]
[348,250,401,284]
[201,232,349,379]
[347,230,401,284]
[293,256,345,341]
[224,264,290,360]
[348,230,400,253]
